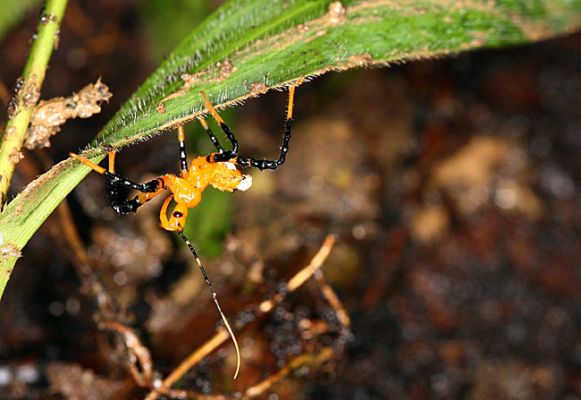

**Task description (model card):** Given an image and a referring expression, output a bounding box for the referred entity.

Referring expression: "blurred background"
[0,1,580,399]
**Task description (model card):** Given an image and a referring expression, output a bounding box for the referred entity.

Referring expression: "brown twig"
[102,321,154,388]
[243,347,334,399]
[102,321,191,399]
[144,234,337,400]
[313,269,351,328]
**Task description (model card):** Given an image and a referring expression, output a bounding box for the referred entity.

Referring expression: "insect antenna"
[177,231,241,379]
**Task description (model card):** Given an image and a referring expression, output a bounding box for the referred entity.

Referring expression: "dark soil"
[1,1,580,399]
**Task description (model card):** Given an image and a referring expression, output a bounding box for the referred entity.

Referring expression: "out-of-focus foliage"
[139,0,212,60]
[0,0,39,41]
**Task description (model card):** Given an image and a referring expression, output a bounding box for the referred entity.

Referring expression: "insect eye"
[173,211,183,218]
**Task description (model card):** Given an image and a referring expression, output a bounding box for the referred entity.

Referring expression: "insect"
[70,81,300,379]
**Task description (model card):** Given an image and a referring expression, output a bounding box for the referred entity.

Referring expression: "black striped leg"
[201,91,239,162]
[103,172,162,193]
[237,119,292,170]
[198,117,225,153]
[236,83,297,171]
[177,125,188,172]
[104,153,165,214]
[215,122,239,160]
[105,177,165,215]
[70,151,165,215]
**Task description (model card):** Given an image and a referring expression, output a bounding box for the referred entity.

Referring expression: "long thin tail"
[177,231,241,379]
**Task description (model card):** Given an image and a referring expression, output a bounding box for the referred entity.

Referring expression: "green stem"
[0,0,68,204]
[0,0,68,297]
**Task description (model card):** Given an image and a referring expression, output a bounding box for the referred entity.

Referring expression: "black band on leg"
[103,172,161,193]
[212,151,234,163]
[219,122,239,156]
[201,124,224,153]
[106,179,142,215]
[103,175,164,215]
[110,196,142,214]
[178,139,188,172]
[203,121,240,163]
[237,119,293,171]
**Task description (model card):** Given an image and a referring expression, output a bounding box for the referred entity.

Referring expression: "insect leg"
[200,91,238,162]
[177,231,241,379]
[197,117,224,153]
[177,126,188,172]
[106,181,166,215]
[71,152,162,193]
[236,82,298,170]
[71,151,166,215]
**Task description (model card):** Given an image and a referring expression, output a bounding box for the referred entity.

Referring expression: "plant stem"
[0,0,68,205]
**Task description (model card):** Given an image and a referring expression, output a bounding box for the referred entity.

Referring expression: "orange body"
[71,151,252,233]
[156,154,251,232]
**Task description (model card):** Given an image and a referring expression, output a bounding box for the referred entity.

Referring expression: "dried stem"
[102,321,154,388]
[313,269,351,328]
[243,347,334,399]
[144,234,336,400]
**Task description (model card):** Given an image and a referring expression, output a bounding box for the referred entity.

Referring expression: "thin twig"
[313,269,351,328]
[0,0,69,204]
[144,235,336,400]
[243,347,334,399]
[102,321,154,388]
[103,321,190,399]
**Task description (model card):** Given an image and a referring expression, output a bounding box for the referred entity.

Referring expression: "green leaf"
[1,0,581,297]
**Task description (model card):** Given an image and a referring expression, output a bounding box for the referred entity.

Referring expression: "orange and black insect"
[70,81,300,379]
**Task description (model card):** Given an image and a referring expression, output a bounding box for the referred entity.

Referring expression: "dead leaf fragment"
[25,79,112,149]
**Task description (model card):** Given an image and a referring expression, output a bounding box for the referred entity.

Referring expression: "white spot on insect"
[224,162,237,171]
[237,175,253,191]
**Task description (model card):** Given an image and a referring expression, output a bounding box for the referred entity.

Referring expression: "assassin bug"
[70,81,300,379]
